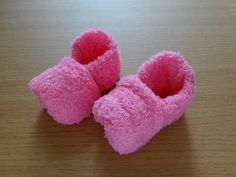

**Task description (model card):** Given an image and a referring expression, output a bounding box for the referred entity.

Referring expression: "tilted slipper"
[92,51,195,154]
[29,29,120,124]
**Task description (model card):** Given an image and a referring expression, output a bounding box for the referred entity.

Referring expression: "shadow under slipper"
[32,110,105,159]
[93,114,195,177]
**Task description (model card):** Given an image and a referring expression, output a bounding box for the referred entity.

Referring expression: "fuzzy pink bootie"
[29,29,120,124]
[93,51,195,154]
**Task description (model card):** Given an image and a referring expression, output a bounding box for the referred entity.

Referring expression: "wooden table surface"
[1,0,236,176]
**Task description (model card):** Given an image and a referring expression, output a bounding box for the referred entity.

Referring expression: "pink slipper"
[92,51,195,154]
[29,29,120,124]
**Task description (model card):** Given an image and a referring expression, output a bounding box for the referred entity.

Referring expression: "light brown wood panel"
[0,0,236,176]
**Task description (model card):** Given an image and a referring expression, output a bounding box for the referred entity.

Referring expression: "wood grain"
[0,0,236,176]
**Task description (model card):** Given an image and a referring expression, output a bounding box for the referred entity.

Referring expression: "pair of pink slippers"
[29,29,195,154]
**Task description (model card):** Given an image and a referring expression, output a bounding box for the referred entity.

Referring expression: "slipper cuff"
[138,51,196,127]
[71,29,120,92]
[29,57,101,125]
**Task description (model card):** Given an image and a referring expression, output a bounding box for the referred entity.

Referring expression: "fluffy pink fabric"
[93,51,195,154]
[29,57,101,124]
[138,51,195,127]
[72,29,120,92]
[29,29,120,124]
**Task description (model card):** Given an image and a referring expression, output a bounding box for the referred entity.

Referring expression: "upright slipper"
[92,51,195,154]
[29,29,120,124]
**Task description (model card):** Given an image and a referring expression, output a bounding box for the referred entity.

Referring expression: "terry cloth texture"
[29,29,120,124]
[93,51,195,154]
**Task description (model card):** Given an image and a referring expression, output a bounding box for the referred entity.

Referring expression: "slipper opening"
[139,52,186,99]
[72,30,112,65]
